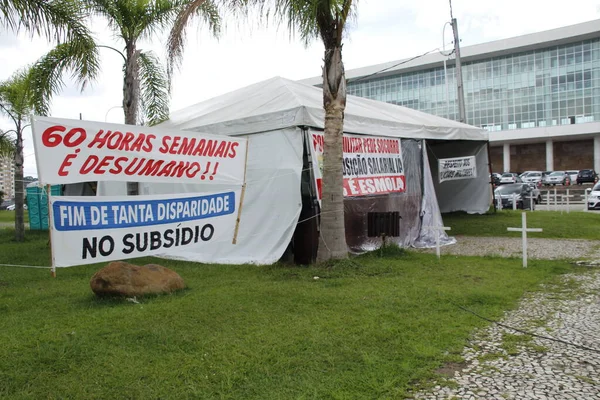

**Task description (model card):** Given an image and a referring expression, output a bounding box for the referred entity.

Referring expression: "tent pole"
[486,141,497,213]
[232,140,250,244]
[420,139,426,223]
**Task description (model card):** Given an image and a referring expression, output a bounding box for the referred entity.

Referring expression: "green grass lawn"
[0,227,578,399]
[442,210,600,240]
[0,210,29,224]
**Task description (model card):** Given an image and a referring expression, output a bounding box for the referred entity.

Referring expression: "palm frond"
[166,0,221,85]
[265,0,356,47]
[2,0,95,44]
[28,36,100,116]
[0,68,32,120]
[0,132,16,157]
[138,51,170,126]
[85,0,179,42]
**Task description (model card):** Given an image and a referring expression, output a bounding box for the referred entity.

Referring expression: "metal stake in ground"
[507,212,543,268]
[424,225,451,259]
[512,193,517,210]
[554,188,558,211]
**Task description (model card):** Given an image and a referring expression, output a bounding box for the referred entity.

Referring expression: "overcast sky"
[1,0,599,177]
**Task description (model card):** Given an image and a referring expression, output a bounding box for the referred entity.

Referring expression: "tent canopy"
[163,76,487,141]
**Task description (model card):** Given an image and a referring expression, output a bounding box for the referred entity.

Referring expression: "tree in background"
[80,0,222,127]
[0,69,49,241]
[266,0,356,261]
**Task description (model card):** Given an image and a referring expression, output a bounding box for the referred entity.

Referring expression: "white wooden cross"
[424,225,451,259]
[584,188,592,212]
[525,189,537,211]
[562,189,575,214]
[507,212,543,268]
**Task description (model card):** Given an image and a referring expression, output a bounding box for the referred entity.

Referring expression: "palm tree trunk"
[316,46,348,262]
[123,42,141,195]
[14,122,24,242]
[123,43,141,125]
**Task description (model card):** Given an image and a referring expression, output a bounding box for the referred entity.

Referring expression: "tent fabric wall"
[98,128,303,265]
[413,144,456,248]
[426,141,492,214]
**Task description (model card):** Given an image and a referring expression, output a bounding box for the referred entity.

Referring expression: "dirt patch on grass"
[435,361,467,377]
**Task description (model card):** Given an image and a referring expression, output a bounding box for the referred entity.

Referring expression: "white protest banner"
[32,115,248,185]
[438,156,477,183]
[49,190,240,267]
[311,132,405,199]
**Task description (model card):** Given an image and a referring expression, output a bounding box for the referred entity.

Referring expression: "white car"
[588,183,600,210]
[6,204,27,211]
[519,171,535,179]
[499,173,521,184]
[566,170,579,183]
[522,171,542,185]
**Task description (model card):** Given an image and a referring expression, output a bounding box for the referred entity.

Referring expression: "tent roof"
[162,76,487,141]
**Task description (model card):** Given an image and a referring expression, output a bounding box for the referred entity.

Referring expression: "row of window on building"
[347,38,600,132]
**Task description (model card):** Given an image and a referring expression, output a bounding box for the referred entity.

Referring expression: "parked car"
[494,183,536,210]
[521,171,542,186]
[542,171,570,186]
[566,170,579,183]
[587,182,600,210]
[6,204,27,211]
[0,201,14,210]
[490,173,502,186]
[499,172,522,184]
[519,171,536,179]
[576,169,598,185]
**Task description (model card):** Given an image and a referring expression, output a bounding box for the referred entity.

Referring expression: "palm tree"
[0,68,50,241]
[81,0,221,127]
[266,0,355,261]
[64,0,221,195]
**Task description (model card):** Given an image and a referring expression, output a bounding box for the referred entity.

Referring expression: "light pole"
[104,105,123,122]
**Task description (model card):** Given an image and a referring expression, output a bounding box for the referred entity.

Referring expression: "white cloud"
[1,0,599,177]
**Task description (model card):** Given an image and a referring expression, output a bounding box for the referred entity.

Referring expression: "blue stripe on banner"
[52,192,236,231]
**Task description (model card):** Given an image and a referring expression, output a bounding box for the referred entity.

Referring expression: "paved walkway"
[411,247,600,399]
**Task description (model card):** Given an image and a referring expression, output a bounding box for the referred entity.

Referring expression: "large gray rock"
[90,261,185,297]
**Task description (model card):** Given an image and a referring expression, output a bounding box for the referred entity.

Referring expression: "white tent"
[99,76,490,265]
[163,76,486,141]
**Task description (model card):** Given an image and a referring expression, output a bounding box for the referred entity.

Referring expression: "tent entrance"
[289,128,319,265]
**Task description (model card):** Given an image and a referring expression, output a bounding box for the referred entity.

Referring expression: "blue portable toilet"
[26,182,62,230]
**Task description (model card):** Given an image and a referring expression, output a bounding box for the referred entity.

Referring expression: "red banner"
[311,132,405,199]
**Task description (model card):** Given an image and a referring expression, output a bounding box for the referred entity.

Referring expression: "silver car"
[542,171,569,186]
